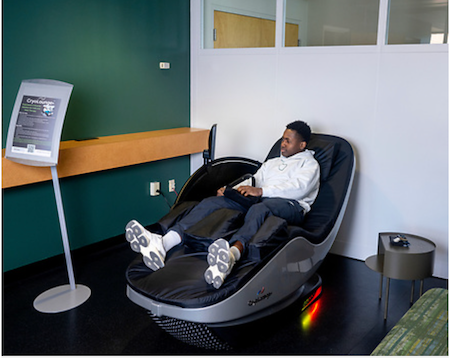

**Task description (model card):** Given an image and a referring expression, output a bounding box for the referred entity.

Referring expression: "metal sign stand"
[5,79,90,313]
[33,166,91,313]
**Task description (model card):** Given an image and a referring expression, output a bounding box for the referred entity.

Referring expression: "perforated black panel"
[150,313,231,351]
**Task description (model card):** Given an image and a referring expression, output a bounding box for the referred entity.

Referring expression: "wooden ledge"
[2,127,209,189]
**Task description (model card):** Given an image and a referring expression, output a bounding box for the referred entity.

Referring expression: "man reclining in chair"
[125,120,320,289]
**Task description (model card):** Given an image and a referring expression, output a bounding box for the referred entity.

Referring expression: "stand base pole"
[51,165,76,290]
[33,166,91,313]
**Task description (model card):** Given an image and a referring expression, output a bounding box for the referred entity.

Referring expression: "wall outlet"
[169,179,175,192]
[150,182,160,196]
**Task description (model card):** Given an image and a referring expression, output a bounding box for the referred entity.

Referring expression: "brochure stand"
[5,79,91,313]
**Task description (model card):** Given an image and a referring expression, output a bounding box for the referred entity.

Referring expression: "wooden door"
[285,22,299,46]
[214,11,275,48]
[213,10,299,48]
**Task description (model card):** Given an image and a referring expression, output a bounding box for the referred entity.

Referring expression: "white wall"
[190,0,448,278]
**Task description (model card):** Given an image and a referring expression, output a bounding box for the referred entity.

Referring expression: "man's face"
[280,129,306,157]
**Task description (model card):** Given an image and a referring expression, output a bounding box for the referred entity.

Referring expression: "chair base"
[149,274,322,351]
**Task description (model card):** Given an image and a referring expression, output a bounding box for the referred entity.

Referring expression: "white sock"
[162,230,182,252]
[230,246,241,262]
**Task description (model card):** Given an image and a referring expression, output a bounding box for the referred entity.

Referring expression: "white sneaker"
[125,220,166,271]
[204,239,236,289]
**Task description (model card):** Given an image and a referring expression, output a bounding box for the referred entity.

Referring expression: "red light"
[311,286,322,302]
[302,286,322,311]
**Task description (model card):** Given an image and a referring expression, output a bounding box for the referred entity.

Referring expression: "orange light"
[311,301,319,315]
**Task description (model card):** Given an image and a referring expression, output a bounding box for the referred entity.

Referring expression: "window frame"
[199,0,448,54]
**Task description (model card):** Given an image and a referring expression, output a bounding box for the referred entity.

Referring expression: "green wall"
[2,0,191,271]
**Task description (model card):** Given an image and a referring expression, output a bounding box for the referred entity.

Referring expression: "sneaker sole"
[125,220,165,271]
[204,266,225,289]
[207,239,231,273]
[125,220,149,246]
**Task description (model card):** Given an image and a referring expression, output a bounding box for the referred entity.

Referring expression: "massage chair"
[125,131,355,350]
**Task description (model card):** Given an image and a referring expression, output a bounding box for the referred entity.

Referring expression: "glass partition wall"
[203,0,448,48]
[285,0,380,47]
[387,0,448,44]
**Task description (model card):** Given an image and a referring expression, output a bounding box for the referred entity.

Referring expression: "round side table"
[365,232,435,319]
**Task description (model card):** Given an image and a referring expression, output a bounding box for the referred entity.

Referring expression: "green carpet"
[371,288,448,356]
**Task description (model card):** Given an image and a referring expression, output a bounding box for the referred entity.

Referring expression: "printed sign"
[5,79,73,166]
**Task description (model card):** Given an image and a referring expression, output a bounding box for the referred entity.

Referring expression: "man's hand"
[217,186,225,196]
[237,186,262,197]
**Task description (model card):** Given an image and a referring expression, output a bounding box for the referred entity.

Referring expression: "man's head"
[281,120,311,157]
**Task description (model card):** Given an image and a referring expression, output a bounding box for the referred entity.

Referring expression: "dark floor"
[3,237,447,355]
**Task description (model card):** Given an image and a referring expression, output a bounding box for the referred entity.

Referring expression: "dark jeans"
[170,196,304,252]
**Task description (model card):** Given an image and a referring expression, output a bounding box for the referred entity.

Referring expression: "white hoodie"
[253,149,320,213]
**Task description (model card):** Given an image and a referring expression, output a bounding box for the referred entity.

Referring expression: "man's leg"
[169,196,246,239]
[126,196,246,271]
[205,198,304,288]
[230,198,304,249]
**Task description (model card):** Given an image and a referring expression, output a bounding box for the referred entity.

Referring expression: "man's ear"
[299,141,307,151]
